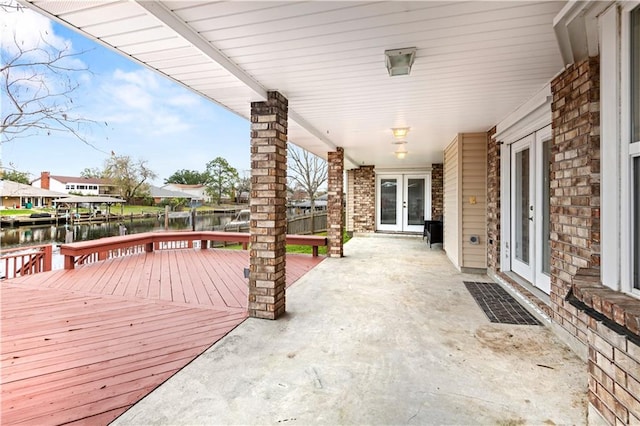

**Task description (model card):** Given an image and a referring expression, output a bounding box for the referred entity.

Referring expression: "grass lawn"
[221,231,351,255]
[0,209,41,216]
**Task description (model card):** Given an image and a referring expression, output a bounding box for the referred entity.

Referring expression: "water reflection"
[1,213,235,250]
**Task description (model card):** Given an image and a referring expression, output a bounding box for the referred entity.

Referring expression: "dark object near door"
[423,220,443,247]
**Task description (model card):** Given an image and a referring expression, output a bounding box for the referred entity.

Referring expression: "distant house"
[31,171,114,196]
[149,185,193,205]
[161,183,210,204]
[0,180,67,209]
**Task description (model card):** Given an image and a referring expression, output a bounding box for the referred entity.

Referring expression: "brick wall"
[550,57,600,344]
[550,56,640,424]
[327,148,344,257]
[431,164,443,220]
[486,126,500,272]
[346,170,355,233]
[351,166,375,233]
[586,319,640,424]
[248,91,288,320]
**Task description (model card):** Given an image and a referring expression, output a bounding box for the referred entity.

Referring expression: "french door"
[509,127,551,293]
[377,174,430,232]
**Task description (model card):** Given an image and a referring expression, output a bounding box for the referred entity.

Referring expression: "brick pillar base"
[249,91,288,320]
[328,148,344,257]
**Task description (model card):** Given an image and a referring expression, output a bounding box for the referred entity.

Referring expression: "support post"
[249,91,288,320]
[327,148,344,257]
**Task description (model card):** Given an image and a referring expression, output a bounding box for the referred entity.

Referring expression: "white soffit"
[23,1,566,169]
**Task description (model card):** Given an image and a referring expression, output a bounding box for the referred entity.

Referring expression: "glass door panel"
[534,130,552,294]
[380,178,398,225]
[515,148,530,264]
[541,139,551,276]
[403,176,429,233]
[511,136,534,282]
[377,176,402,232]
[406,178,425,226]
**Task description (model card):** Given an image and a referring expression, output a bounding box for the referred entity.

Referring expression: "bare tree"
[103,154,156,203]
[287,144,328,217]
[0,2,99,148]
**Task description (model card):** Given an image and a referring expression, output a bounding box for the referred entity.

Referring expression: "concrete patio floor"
[114,235,587,425]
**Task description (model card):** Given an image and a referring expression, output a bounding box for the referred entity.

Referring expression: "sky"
[0,2,251,186]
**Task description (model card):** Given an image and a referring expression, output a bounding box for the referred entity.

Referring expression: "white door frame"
[376,172,431,232]
[502,126,552,294]
[403,174,431,233]
[534,126,552,293]
[510,135,535,282]
[376,174,403,232]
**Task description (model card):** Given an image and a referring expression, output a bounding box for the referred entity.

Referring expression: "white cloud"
[92,68,201,138]
[1,1,69,55]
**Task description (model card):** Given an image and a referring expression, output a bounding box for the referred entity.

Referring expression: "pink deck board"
[1,249,323,425]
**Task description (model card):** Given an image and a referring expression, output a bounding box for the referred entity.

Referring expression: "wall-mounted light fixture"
[385,48,416,76]
[391,127,410,139]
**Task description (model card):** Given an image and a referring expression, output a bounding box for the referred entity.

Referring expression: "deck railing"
[0,245,52,279]
[60,231,328,270]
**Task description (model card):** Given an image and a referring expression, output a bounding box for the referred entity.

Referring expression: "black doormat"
[463,281,542,326]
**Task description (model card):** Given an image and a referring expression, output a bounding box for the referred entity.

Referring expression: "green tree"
[103,154,156,203]
[164,169,208,185]
[205,157,238,205]
[0,168,29,184]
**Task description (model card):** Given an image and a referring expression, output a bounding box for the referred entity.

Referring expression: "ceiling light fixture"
[385,47,416,77]
[394,145,408,160]
[391,127,410,139]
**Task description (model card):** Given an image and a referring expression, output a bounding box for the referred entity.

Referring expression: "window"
[635,157,640,289]
[632,5,640,290]
[632,6,640,142]
[602,4,640,295]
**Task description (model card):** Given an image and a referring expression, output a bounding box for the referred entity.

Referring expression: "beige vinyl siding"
[443,136,460,267]
[443,133,488,271]
[460,133,488,269]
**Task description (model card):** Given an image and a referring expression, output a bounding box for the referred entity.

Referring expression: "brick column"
[249,91,288,320]
[352,166,375,233]
[486,126,500,273]
[431,164,443,220]
[327,148,344,257]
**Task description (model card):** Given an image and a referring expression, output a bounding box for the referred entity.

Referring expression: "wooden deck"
[1,249,323,425]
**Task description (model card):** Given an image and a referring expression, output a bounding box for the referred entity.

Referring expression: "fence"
[287,212,327,235]
[217,212,327,236]
[1,245,52,280]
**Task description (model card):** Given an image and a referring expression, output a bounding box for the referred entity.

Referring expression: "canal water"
[1,212,237,250]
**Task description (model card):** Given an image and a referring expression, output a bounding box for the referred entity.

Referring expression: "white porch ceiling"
[23,1,565,170]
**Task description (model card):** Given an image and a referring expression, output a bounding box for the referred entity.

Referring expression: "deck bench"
[60,231,328,269]
[285,235,328,257]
